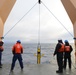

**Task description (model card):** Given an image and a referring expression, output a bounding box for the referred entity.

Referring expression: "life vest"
[65,46,70,52]
[0,46,4,52]
[12,43,23,54]
[58,43,64,52]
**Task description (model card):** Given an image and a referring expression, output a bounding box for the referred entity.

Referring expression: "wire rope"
[38,4,41,45]
[3,0,74,40]
[42,2,74,38]
[4,2,38,37]
[37,0,41,49]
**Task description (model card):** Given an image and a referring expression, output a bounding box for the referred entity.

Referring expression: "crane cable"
[42,2,74,38]
[3,0,73,39]
[38,1,41,46]
[3,2,38,37]
[37,0,42,49]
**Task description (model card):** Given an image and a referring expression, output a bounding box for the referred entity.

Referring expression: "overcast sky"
[3,0,74,43]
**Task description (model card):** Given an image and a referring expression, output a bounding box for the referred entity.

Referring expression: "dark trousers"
[64,56,71,69]
[11,54,23,70]
[0,52,2,65]
[57,53,63,72]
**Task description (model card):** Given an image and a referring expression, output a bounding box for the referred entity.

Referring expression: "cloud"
[3,0,74,43]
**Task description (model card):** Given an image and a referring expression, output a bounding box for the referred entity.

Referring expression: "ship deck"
[0,62,76,75]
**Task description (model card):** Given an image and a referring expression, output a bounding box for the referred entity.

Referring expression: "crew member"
[0,41,4,68]
[53,39,64,73]
[10,40,24,71]
[64,40,73,69]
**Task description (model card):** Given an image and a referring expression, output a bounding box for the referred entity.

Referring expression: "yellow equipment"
[34,45,44,64]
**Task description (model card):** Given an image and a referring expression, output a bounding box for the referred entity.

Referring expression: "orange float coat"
[64,46,70,52]
[0,46,4,52]
[58,43,65,52]
[12,43,23,54]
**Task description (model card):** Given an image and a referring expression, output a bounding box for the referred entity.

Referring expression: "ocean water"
[2,43,75,64]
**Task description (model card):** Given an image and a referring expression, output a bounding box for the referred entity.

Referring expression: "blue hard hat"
[64,40,68,43]
[17,40,21,43]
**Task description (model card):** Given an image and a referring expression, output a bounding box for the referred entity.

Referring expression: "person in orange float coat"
[64,40,73,69]
[0,41,4,68]
[53,39,64,73]
[10,40,24,71]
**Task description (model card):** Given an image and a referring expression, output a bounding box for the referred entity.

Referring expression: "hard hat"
[17,40,21,43]
[58,39,62,42]
[64,40,68,43]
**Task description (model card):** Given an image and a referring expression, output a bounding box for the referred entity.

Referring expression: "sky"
[3,0,74,43]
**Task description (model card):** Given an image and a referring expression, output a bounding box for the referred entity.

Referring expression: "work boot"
[0,66,2,68]
[21,67,23,71]
[10,68,13,72]
[56,70,63,73]
[0,65,2,68]
[10,69,13,72]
